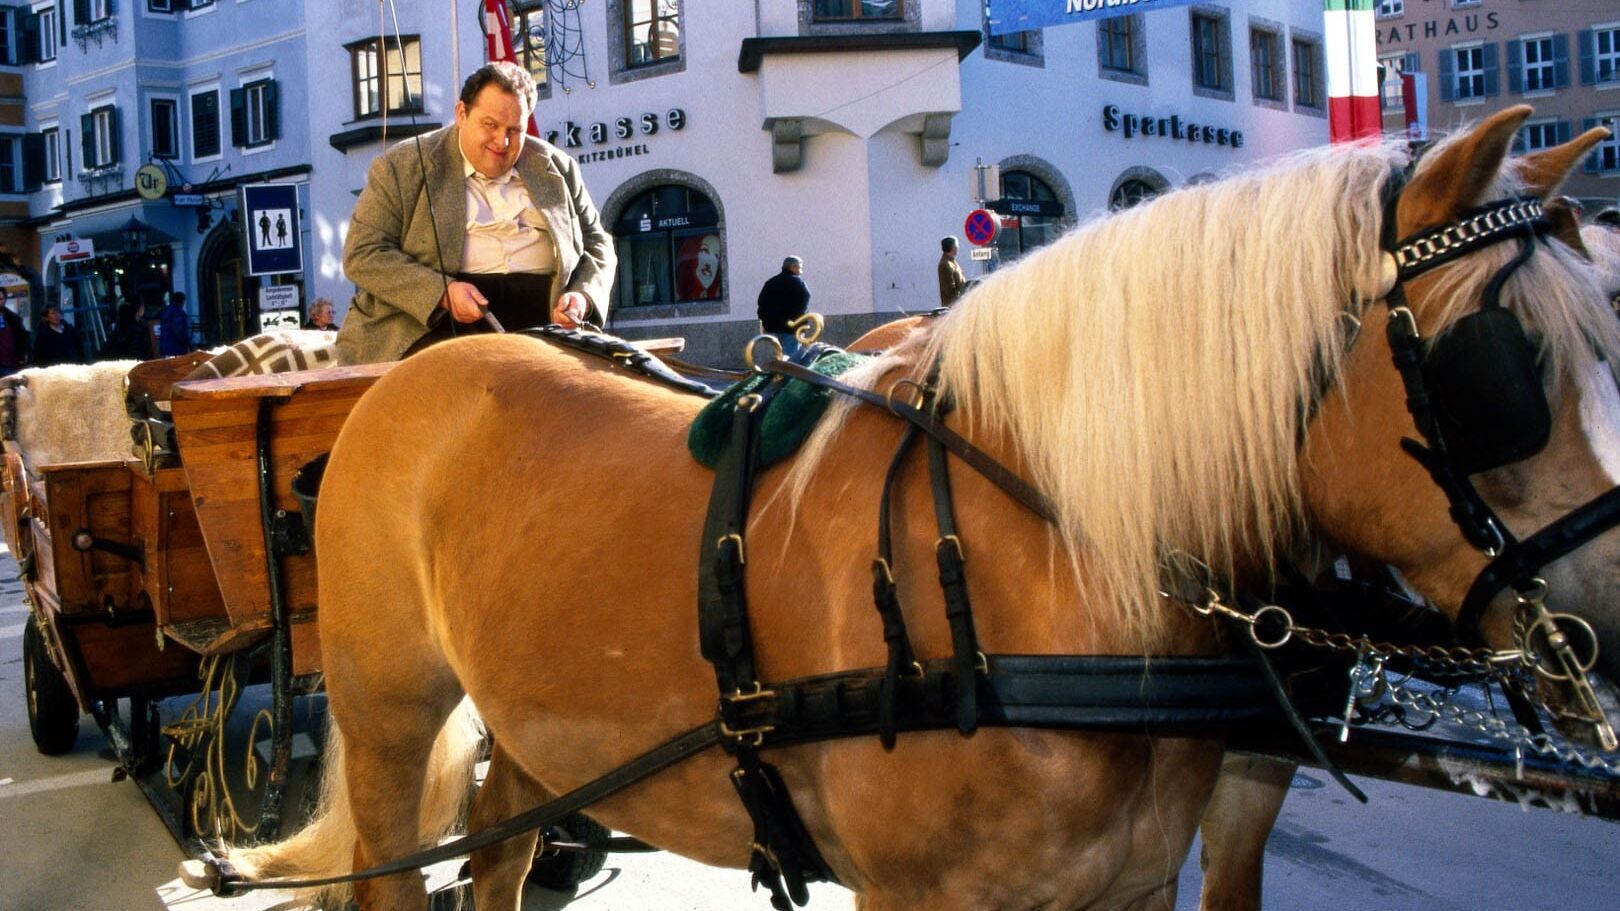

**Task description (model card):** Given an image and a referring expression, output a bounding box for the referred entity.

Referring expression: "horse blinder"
[1421,306,1551,476]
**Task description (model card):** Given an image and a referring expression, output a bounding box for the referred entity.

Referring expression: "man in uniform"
[336,61,614,364]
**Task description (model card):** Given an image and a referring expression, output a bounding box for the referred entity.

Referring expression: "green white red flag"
[1325,0,1381,142]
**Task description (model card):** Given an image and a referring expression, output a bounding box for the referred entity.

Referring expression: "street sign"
[171,193,205,207]
[135,164,168,200]
[258,285,300,311]
[50,238,95,263]
[969,247,995,262]
[259,310,300,332]
[963,208,1001,247]
[238,182,303,277]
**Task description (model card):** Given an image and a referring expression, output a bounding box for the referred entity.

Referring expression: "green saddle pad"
[688,351,872,470]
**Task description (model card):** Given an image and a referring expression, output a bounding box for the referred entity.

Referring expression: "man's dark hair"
[460,61,537,114]
[170,291,186,305]
[941,236,958,253]
[1596,208,1620,230]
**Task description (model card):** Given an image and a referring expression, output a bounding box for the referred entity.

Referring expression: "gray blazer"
[336,124,615,364]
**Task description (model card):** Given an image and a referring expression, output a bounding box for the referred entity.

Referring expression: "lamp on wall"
[121,216,149,255]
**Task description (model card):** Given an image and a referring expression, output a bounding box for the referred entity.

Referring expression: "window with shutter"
[191,88,220,159]
[36,6,56,63]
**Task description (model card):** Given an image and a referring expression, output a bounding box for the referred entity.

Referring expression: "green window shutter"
[229,86,245,147]
[108,106,119,164]
[22,132,43,191]
[265,80,278,141]
[80,112,93,167]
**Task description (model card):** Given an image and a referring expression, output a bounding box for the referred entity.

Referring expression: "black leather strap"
[873,425,922,749]
[762,359,1057,523]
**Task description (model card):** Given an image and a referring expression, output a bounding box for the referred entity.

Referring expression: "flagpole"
[451,0,460,85]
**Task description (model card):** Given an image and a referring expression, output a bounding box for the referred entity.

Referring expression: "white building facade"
[307,1,1331,363]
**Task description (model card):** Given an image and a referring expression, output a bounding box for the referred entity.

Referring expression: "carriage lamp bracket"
[70,527,145,569]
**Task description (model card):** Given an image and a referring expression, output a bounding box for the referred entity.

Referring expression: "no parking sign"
[964,208,1001,247]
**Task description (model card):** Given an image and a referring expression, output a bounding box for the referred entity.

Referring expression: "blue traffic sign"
[964,208,1001,247]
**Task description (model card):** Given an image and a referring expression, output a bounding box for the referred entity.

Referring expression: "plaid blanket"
[184,329,340,381]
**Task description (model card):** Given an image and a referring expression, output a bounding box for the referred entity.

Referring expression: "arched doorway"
[197,221,247,345]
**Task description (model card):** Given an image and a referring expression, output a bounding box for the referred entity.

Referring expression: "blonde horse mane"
[790,133,1620,646]
[1579,223,1620,298]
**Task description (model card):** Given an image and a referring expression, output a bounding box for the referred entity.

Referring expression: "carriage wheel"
[527,812,610,891]
[23,619,80,755]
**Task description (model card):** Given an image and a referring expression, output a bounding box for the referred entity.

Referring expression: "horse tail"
[218,696,485,906]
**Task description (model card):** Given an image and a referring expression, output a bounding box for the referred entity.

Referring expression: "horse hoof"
[178,859,218,891]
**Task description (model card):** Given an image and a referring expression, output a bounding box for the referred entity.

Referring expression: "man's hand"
[440,281,489,323]
[551,291,589,329]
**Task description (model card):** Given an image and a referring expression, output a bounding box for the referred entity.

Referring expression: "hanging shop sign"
[1101,104,1244,149]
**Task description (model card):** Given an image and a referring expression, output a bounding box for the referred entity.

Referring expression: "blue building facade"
[17,0,310,353]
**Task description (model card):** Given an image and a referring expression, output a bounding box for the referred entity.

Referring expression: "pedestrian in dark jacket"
[0,303,27,376]
[756,255,810,358]
[99,302,152,361]
[158,291,192,357]
[31,305,83,366]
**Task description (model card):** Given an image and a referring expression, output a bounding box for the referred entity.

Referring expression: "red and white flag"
[1325,0,1381,143]
[482,0,540,137]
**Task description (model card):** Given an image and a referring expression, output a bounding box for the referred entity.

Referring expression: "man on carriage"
[335,61,615,364]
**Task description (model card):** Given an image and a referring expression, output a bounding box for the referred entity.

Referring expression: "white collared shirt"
[461,154,555,275]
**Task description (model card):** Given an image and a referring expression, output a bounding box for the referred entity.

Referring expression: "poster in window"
[674,232,721,301]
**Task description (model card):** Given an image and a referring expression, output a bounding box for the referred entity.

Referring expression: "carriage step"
[252,731,320,768]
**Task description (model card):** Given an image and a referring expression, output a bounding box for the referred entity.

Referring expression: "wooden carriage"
[3,356,390,843]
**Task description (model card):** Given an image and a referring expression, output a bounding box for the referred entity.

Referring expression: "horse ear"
[1401,105,1533,230]
[1543,197,1590,261]
[1518,126,1613,199]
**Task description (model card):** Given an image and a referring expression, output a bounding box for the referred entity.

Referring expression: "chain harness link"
[1168,572,1620,776]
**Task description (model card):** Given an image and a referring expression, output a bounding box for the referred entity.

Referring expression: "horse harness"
[196,180,1620,905]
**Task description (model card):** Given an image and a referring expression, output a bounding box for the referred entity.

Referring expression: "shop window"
[190,87,219,159]
[349,35,423,118]
[612,185,722,309]
[150,97,177,159]
[993,171,1060,262]
[231,78,279,148]
[815,1,900,21]
[626,0,678,68]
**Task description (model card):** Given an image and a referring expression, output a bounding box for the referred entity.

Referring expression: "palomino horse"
[227,108,1620,910]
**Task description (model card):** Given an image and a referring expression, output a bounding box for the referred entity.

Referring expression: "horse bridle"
[1376,178,1620,749]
